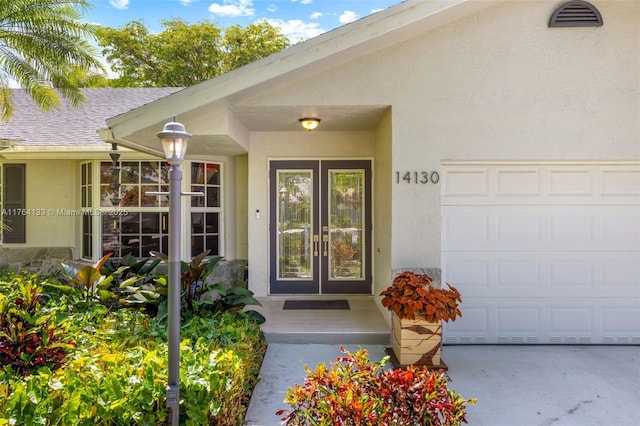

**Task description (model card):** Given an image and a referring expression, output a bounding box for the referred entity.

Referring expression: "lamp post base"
[167,385,179,425]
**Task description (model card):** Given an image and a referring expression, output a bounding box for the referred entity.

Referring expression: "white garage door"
[441,163,640,344]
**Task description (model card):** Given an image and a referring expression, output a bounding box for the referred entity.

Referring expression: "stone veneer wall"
[0,247,74,276]
[206,259,249,289]
[0,248,248,290]
[391,267,441,288]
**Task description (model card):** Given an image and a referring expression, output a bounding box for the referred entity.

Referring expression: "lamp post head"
[157,120,191,165]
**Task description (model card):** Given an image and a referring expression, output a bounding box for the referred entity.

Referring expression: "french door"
[269,160,372,294]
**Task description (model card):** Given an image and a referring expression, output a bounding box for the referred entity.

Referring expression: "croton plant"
[380,271,462,322]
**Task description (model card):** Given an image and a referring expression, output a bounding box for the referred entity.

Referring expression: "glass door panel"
[277,170,313,280]
[269,161,319,294]
[321,160,372,294]
[328,170,365,280]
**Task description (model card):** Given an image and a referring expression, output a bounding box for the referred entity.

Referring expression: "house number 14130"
[395,171,440,184]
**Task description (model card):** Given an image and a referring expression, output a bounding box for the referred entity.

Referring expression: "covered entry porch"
[253,296,390,345]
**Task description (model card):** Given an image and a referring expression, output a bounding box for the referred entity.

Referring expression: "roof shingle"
[0,88,181,146]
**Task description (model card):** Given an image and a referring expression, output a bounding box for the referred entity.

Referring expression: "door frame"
[268,159,373,295]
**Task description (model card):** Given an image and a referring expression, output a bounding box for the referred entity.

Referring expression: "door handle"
[322,235,328,256]
[313,235,319,256]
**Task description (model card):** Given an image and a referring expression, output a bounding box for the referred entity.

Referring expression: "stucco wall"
[1,159,79,249]
[372,109,394,320]
[234,154,249,260]
[241,0,639,272]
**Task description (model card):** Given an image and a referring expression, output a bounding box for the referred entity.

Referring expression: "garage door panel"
[443,252,639,298]
[443,205,639,252]
[601,169,640,195]
[548,169,593,195]
[442,163,640,345]
[602,307,640,336]
[443,165,640,205]
[601,213,640,247]
[602,255,640,287]
[444,299,640,345]
[549,308,593,336]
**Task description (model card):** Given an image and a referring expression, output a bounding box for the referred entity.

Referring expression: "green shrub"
[0,272,266,425]
[0,275,76,376]
[278,346,475,425]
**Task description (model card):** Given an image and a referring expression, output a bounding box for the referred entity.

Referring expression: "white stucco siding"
[244,0,638,271]
[21,160,78,248]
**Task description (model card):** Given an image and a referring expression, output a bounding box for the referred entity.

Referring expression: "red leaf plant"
[0,281,76,376]
[380,271,462,322]
[277,346,476,425]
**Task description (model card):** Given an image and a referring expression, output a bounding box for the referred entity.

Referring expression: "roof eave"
[106,0,502,139]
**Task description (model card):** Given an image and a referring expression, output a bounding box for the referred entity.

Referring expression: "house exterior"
[1,0,638,344]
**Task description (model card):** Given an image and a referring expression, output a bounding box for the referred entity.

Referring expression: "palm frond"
[0,0,104,121]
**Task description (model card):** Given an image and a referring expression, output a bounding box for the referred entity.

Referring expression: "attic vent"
[549,1,603,27]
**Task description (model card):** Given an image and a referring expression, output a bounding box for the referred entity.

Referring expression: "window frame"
[2,163,26,244]
[189,161,223,258]
[80,159,223,261]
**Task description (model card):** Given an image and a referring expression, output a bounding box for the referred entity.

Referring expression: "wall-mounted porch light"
[299,117,321,131]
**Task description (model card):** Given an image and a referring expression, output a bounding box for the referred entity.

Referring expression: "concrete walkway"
[245,344,640,426]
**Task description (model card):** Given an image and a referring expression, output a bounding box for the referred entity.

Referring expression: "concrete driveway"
[245,344,640,426]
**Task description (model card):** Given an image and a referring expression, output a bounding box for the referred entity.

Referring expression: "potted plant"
[380,271,462,367]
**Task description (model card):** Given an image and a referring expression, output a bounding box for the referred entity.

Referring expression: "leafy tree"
[0,0,105,121]
[96,19,290,87]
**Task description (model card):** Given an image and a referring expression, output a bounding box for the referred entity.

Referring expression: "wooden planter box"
[390,313,446,369]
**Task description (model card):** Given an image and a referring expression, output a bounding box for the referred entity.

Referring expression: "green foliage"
[0,275,76,376]
[103,254,165,314]
[0,0,106,121]
[278,346,476,425]
[53,251,264,325]
[152,251,265,324]
[56,254,115,307]
[95,18,290,87]
[0,271,267,425]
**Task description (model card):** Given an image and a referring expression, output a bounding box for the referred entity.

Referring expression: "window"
[2,164,26,243]
[100,161,169,208]
[190,162,221,257]
[98,161,170,258]
[81,160,222,260]
[81,163,93,258]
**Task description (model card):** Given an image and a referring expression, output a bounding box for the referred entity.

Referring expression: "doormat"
[283,299,350,310]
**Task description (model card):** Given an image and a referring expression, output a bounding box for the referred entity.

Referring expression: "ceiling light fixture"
[299,117,321,131]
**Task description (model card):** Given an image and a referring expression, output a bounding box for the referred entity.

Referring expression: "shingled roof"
[0,88,181,147]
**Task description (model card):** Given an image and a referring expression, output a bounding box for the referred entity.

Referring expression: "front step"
[265,330,390,345]
[255,296,391,346]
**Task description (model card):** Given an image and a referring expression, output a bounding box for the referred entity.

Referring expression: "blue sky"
[88,0,403,42]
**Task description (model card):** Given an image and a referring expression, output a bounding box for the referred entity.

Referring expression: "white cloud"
[180,0,199,5]
[339,11,358,24]
[291,0,313,4]
[310,11,322,20]
[262,18,324,43]
[209,0,255,17]
[109,0,129,9]
[267,4,277,13]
